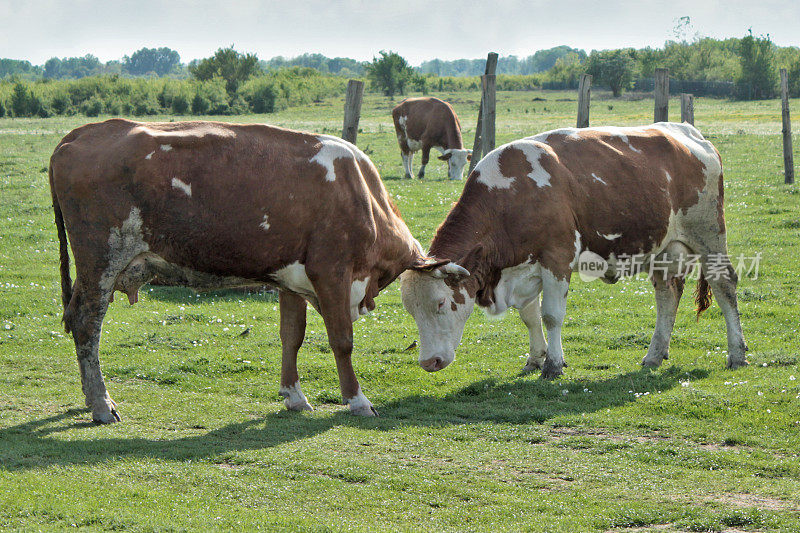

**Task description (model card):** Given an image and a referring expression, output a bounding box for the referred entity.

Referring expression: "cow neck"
[428,194,502,303]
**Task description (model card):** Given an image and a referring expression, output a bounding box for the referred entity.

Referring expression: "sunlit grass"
[1,90,798,531]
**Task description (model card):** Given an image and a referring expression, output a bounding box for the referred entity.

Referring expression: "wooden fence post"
[481,74,496,158]
[577,73,592,128]
[781,68,795,185]
[680,93,694,125]
[468,52,498,174]
[654,68,669,123]
[341,79,364,144]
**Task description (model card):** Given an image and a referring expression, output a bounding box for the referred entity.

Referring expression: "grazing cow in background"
[392,97,472,180]
[50,119,430,422]
[401,123,748,378]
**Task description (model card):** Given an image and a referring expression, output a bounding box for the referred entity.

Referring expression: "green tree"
[366,51,415,98]
[11,82,34,116]
[737,30,777,99]
[189,47,261,95]
[123,47,181,76]
[585,49,634,97]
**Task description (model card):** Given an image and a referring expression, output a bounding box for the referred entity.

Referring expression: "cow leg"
[67,281,119,423]
[278,291,313,411]
[418,147,430,179]
[701,258,747,369]
[540,269,570,380]
[642,276,684,367]
[309,273,378,416]
[520,296,548,372]
[401,150,414,180]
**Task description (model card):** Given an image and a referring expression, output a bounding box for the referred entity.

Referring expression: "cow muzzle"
[419,354,452,372]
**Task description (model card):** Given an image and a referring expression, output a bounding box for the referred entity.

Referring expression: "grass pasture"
[1,90,799,532]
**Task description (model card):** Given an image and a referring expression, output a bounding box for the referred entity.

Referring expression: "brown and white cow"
[401,123,748,378]
[392,97,472,180]
[49,118,429,422]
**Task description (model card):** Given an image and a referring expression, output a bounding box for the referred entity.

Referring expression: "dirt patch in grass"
[711,493,799,511]
[549,426,672,444]
[604,524,675,532]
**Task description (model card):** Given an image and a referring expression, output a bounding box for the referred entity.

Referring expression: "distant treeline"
[0,46,583,80]
[417,46,587,76]
[2,32,800,118]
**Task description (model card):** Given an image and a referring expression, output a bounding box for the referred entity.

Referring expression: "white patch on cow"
[345,387,376,416]
[486,258,544,316]
[529,128,579,142]
[400,270,476,371]
[474,142,515,190]
[598,232,622,241]
[260,214,270,231]
[100,207,150,295]
[517,143,552,187]
[349,276,371,322]
[144,151,154,160]
[664,170,672,182]
[652,122,722,180]
[398,115,408,132]
[591,173,607,185]
[273,261,316,300]
[407,138,422,151]
[569,231,582,270]
[478,141,552,189]
[310,135,371,182]
[171,178,192,197]
[160,144,172,152]
[279,381,312,411]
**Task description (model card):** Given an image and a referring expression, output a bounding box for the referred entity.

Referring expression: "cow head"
[401,259,474,372]
[439,149,472,180]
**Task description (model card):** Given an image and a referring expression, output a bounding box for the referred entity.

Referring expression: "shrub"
[130,89,160,115]
[50,92,72,115]
[82,96,103,117]
[0,99,5,118]
[171,93,189,114]
[191,92,210,115]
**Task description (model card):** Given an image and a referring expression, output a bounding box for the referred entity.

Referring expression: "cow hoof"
[540,361,564,380]
[641,354,666,368]
[350,404,379,417]
[521,363,540,374]
[726,358,748,370]
[417,173,425,180]
[92,406,121,424]
[522,353,546,374]
[280,383,313,411]
[90,395,120,424]
[347,392,378,417]
[285,399,314,411]
[404,173,413,180]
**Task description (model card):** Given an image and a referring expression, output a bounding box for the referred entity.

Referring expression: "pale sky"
[2,0,799,65]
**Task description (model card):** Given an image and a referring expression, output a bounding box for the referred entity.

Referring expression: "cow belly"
[114,252,262,301]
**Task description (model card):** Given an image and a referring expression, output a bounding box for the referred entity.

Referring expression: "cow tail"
[50,164,73,333]
[694,271,713,321]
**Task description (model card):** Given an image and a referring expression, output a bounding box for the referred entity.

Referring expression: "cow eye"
[436,298,447,313]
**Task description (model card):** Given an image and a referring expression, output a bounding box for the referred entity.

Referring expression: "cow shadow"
[140,285,279,304]
[0,366,701,472]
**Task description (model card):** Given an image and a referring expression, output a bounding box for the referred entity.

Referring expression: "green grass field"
[1,90,799,532]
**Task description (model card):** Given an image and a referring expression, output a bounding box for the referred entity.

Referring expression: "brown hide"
[428,125,722,307]
[392,97,464,154]
[51,119,418,294]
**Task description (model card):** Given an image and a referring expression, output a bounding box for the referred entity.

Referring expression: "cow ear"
[438,152,453,161]
[409,257,450,272]
[431,262,470,281]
